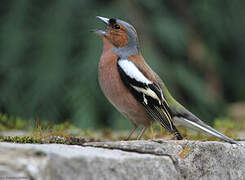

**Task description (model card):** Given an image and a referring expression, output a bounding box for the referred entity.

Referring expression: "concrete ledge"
[0,140,244,180]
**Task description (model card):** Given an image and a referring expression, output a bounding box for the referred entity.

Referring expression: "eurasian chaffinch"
[92,16,237,144]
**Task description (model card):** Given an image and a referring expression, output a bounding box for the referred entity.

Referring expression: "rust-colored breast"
[98,38,151,127]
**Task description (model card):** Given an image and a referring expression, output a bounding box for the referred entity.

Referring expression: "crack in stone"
[82,144,182,178]
[150,139,184,178]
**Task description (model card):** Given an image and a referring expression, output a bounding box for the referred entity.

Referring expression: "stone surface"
[0,140,244,180]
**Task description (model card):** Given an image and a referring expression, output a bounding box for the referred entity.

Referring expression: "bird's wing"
[156,76,238,144]
[117,58,182,139]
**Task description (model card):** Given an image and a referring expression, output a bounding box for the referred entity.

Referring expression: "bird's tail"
[177,117,238,144]
[156,76,238,144]
[172,125,183,140]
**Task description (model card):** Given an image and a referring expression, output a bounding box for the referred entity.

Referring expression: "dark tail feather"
[172,126,183,140]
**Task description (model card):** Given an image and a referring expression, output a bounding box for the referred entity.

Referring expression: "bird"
[92,16,237,144]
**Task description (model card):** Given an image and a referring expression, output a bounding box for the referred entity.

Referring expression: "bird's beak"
[96,16,109,25]
[91,16,109,36]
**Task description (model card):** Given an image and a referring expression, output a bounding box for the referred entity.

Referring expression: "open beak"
[91,16,109,36]
[96,16,109,25]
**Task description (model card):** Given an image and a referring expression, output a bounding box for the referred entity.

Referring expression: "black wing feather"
[117,58,182,139]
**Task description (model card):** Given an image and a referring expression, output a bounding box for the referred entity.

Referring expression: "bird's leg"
[137,127,147,140]
[125,125,138,141]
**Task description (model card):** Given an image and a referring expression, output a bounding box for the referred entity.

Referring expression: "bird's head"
[92,16,139,56]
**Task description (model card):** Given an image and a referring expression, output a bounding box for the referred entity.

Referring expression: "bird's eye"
[114,24,120,29]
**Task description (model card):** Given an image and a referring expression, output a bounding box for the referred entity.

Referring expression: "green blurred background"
[0,0,245,131]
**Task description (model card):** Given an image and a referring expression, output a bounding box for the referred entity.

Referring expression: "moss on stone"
[0,112,241,144]
[0,135,99,145]
[0,136,43,143]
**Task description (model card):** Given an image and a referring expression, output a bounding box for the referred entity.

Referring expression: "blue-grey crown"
[113,18,140,57]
